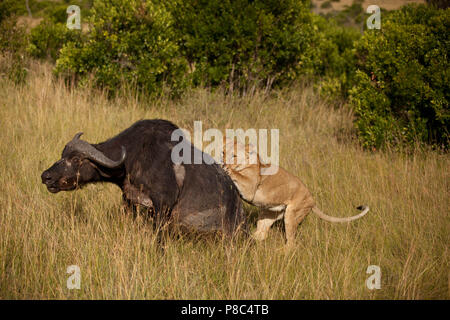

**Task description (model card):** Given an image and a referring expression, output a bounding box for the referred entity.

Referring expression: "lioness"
[221,139,369,246]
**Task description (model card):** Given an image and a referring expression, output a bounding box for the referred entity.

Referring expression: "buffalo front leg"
[122,195,138,218]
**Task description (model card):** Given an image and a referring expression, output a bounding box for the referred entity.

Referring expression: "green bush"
[311,14,361,99]
[0,0,19,24]
[323,0,365,28]
[42,1,93,23]
[0,0,28,84]
[321,1,332,9]
[169,0,319,92]
[26,1,93,62]
[350,4,449,149]
[426,0,450,9]
[55,0,188,97]
[28,21,82,62]
[45,4,71,24]
[56,0,326,95]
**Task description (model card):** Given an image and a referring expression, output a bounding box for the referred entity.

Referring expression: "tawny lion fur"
[222,139,369,246]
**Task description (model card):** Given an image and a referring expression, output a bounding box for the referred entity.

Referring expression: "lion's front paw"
[252,230,268,241]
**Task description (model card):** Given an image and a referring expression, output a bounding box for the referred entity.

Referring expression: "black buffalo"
[41,119,247,238]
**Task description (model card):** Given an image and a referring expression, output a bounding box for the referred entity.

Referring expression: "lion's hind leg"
[284,204,313,246]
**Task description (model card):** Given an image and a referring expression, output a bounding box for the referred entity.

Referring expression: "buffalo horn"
[68,132,126,168]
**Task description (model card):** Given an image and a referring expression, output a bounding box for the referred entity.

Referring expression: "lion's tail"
[312,205,369,223]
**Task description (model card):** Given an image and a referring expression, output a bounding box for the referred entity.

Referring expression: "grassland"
[0,61,448,299]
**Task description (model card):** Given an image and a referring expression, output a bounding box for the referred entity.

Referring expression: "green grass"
[0,60,448,299]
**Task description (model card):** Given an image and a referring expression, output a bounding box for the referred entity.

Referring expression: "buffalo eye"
[71,156,81,165]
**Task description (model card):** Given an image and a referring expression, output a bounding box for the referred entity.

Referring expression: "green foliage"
[11,0,54,17]
[426,0,450,9]
[56,0,327,95]
[170,0,318,91]
[55,0,188,97]
[0,0,19,24]
[11,0,92,18]
[28,21,82,62]
[350,4,449,149]
[324,0,365,28]
[311,14,361,99]
[42,1,93,23]
[0,1,28,84]
[45,4,71,24]
[321,1,332,9]
[26,0,93,63]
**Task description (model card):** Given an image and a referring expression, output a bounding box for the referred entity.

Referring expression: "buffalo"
[41,119,247,239]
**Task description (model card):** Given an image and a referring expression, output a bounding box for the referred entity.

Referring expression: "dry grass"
[0,61,448,299]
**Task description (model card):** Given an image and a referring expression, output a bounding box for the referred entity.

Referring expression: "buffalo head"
[41,133,126,193]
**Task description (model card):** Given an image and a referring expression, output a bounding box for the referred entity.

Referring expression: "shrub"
[0,0,19,24]
[350,4,449,149]
[311,14,361,99]
[45,4,71,24]
[169,0,319,92]
[321,1,332,9]
[0,0,28,84]
[27,0,93,62]
[324,0,365,28]
[55,0,188,97]
[426,0,450,9]
[28,21,82,62]
[42,1,94,23]
[53,0,367,98]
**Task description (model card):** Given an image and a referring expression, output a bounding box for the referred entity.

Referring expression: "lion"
[221,138,369,246]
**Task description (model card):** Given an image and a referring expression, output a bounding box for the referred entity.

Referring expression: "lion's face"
[221,138,262,202]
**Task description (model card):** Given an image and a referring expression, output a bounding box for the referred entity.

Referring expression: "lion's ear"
[233,163,250,172]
